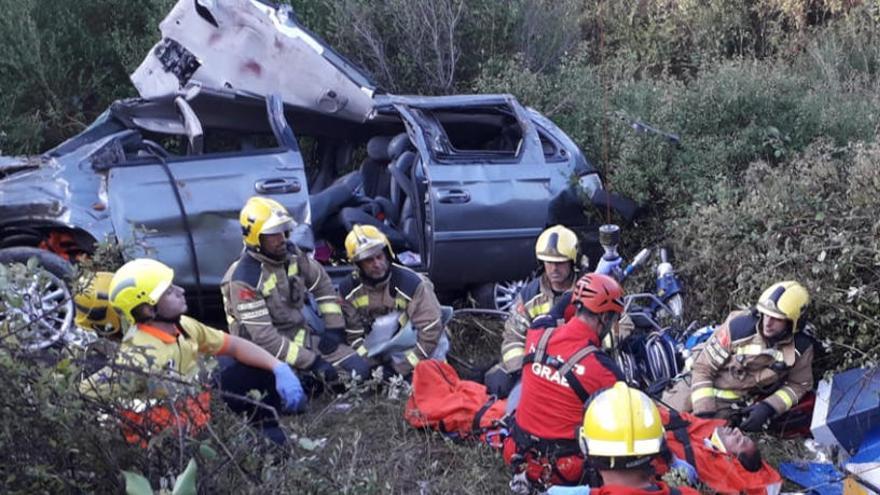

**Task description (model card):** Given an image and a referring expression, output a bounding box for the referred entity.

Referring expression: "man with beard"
[484,225,581,397]
[663,281,814,432]
[338,224,447,379]
[221,197,372,391]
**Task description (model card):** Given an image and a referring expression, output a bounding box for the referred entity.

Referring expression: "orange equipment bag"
[404,360,508,446]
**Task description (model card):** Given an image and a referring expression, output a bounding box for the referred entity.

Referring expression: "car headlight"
[577,173,603,198]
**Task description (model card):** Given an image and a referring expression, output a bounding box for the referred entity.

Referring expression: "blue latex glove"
[670,455,698,484]
[595,256,623,277]
[546,485,591,494]
[272,363,306,413]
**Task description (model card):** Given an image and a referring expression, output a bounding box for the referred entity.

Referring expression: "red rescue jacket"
[515,316,622,440]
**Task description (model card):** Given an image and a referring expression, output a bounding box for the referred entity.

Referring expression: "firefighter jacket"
[515,315,623,441]
[339,264,444,375]
[500,274,572,373]
[688,309,814,416]
[220,247,343,370]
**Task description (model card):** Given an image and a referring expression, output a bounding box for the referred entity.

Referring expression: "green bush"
[666,141,880,370]
[0,0,173,155]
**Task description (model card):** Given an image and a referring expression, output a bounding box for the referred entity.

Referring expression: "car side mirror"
[174,96,204,155]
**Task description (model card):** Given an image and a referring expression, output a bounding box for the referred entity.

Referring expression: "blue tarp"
[779,462,843,495]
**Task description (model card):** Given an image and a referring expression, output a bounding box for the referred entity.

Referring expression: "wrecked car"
[0,0,635,349]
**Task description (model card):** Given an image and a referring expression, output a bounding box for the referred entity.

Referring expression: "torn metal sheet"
[131,0,377,122]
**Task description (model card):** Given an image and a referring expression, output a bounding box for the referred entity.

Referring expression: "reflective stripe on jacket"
[221,248,343,370]
[689,310,814,416]
[339,264,443,374]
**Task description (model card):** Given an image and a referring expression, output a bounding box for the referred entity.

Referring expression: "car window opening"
[428,107,524,160]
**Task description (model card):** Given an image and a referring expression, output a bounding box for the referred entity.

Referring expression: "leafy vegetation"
[1,0,879,492]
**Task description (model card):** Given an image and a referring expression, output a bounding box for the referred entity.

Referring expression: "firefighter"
[484,225,581,397]
[80,258,305,445]
[221,197,372,390]
[551,382,701,495]
[663,281,814,432]
[338,224,447,379]
[503,273,626,489]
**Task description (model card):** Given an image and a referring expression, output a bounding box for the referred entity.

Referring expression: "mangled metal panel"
[132,0,376,123]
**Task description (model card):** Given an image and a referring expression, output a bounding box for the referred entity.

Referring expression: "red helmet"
[572,273,625,315]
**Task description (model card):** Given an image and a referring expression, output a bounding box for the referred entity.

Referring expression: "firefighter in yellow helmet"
[80,258,306,444]
[484,225,581,397]
[338,224,447,378]
[74,271,122,337]
[663,281,815,432]
[552,382,700,495]
[220,197,372,392]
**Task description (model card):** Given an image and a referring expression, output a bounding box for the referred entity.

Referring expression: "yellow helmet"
[109,259,175,323]
[535,225,579,263]
[345,224,394,262]
[240,196,295,248]
[756,281,809,331]
[579,382,664,469]
[74,271,122,336]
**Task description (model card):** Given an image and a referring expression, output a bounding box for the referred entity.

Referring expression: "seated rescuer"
[484,225,581,397]
[337,224,447,378]
[662,281,814,431]
[503,273,627,488]
[221,197,372,389]
[80,259,304,444]
[545,382,701,495]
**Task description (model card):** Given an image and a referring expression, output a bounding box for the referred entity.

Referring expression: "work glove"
[317,327,345,355]
[694,411,718,419]
[484,367,520,398]
[272,363,307,413]
[309,356,340,384]
[739,401,775,432]
[595,256,623,278]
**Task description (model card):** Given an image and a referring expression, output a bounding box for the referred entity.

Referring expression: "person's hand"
[309,356,339,383]
[317,327,345,355]
[739,402,775,432]
[595,256,623,277]
[272,363,306,413]
[484,367,520,398]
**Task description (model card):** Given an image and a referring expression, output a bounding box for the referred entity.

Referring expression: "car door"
[107,97,310,315]
[394,96,568,288]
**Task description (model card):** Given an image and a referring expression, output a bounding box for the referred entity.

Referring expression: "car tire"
[470,280,527,312]
[0,246,75,351]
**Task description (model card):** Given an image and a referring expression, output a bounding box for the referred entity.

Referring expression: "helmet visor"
[260,217,294,237]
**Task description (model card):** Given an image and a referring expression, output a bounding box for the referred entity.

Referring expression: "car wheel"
[470,279,528,312]
[0,247,75,351]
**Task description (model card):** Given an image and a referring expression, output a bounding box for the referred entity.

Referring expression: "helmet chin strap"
[152,313,182,324]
